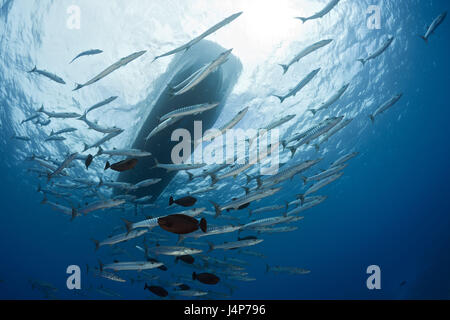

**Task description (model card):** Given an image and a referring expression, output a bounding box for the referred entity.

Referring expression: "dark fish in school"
[104,158,138,172]
[158,214,207,235]
[169,196,197,207]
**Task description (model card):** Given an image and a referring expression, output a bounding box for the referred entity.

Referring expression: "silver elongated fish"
[421,12,447,43]
[91,229,148,251]
[41,196,78,220]
[255,226,298,234]
[287,116,343,157]
[297,172,344,204]
[70,49,103,64]
[286,196,327,216]
[249,204,286,216]
[85,96,118,114]
[150,246,202,256]
[83,130,123,151]
[159,102,220,122]
[50,127,77,136]
[188,185,217,196]
[45,136,66,142]
[134,178,162,189]
[144,117,181,142]
[262,114,296,132]
[242,216,294,230]
[38,106,81,119]
[272,68,320,103]
[171,49,233,96]
[302,163,347,185]
[170,65,209,92]
[12,135,31,141]
[295,0,340,23]
[47,152,78,182]
[78,113,123,134]
[369,93,403,123]
[74,50,146,91]
[98,179,137,190]
[178,225,241,242]
[210,187,282,216]
[103,261,163,272]
[314,118,353,151]
[330,152,359,167]
[279,39,333,74]
[21,113,40,124]
[357,36,394,66]
[96,147,152,158]
[308,83,350,115]
[266,265,311,275]
[175,290,208,297]
[97,271,126,283]
[28,66,66,84]
[81,199,126,215]
[198,106,249,143]
[152,158,206,172]
[207,239,264,251]
[152,12,243,61]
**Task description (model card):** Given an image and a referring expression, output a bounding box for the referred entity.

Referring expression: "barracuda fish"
[38,185,70,198]
[174,290,208,297]
[45,136,66,142]
[78,112,123,134]
[134,178,162,189]
[295,0,340,23]
[34,118,51,126]
[239,249,266,259]
[52,182,80,189]
[257,158,323,189]
[171,49,233,96]
[254,226,298,234]
[96,147,152,158]
[74,50,146,91]
[96,264,126,283]
[159,102,220,122]
[169,65,209,92]
[72,178,97,186]
[152,158,206,172]
[83,130,124,151]
[84,96,118,114]
[38,106,81,119]
[297,172,344,204]
[11,135,31,141]
[41,196,78,220]
[134,196,153,204]
[241,216,294,230]
[198,106,249,143]
[50,128,77,136]
[150,246,202,256]
[21,113,40,124]
[330,152,359,168]
[279,39,333,74]
[369,93,403,123]
[266,265,311,275]
[98,179,137,190]
[421,12,447,43]
[144,117,181,142]
[153,12,242,61]
[81,199,126,215]
[302,163,347,185]
[208,239,264,251]
[31,157,66,174]
[272,68,320,103]
[188,185,217,196]
[178,225,241,243]
[28,66,66,84]
[314,118,353,151]
[210,187,282,217]
[249,204,286,216]
[70,49,103,64]
[357,36,394,66]
[228,276,256,282]
[103,260,163,272]
[286,196,327,215]
[91,229,148,251]
[287,117,343,157]
[308,83,350,115]
[187,164,229,181]
[47,152,78,181]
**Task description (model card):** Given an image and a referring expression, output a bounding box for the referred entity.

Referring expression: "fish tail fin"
[98,259,104,272]
[288,147,297,158]
[200,218,207,233]
[40,195,47,204]
[308,109,317,116]
[50,130,54,136]
[71,208,78,221]
[98,177,103,187]
[192,272,197,281]
[78,112,87,122]
[46,173,51,183]
[278,64,289,74]
[242,186,250,195]
[187,172,194,181]
[272,95,285,103]
[91,238,100,251]
[104,161,110,170]
[121,218,133,235]
[209,200,222,217]
[357,59,366,66]
[73,83,83,91]
[207,242,214,252]
[37,184,42,193]
[420,35,428,43]
[256,177,262,189]
[28,66,37,73]
[176,235,185,245]
[301,176,308,185]
[96,146,103,157]
[285,201,289,214]
[83,143,89,152]
[209,173,218,185]
[150,157,159,169]
[314,144,320,152]
[38,105,44,113]
[297,194,305,205]
[369,114,375,124]
[169,196,174,206]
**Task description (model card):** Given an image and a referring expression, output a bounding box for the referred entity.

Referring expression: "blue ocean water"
[0,0,449,300]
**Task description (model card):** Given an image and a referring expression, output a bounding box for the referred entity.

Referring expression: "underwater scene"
[0,0,449,300]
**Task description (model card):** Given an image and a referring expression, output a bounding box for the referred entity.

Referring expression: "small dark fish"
[104,158,138,172]
[144,283,168,297]
[85,154,94,170]
[192,272,220,285]
[178,284,190,291]
[175,255,195,265]
[169,196,197,207]
[238,236,258,241]
[158,214,207,234]
[148,258,167,271]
